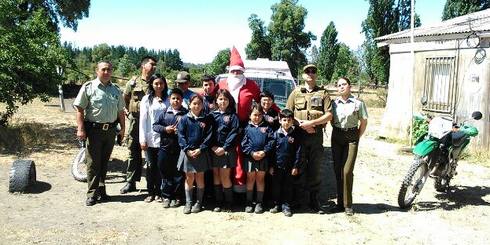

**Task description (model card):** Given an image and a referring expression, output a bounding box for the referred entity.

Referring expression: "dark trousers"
[86,127,116,198]
[331,128,359,208]
[146,147,162,196]
[125,116,143,182]
[271,168,294,207]
[158,148,183,199]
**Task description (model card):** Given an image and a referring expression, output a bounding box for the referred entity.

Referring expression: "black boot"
[120,182,136,194]
[98,186,111,201]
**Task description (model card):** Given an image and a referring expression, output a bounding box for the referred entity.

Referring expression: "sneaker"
[170,199,182,208]
[144,195,155,203]
[245,204,254,213]
[162,198,171,208]
[345,208,354,216]
[155,196,163,203]
[269,205,280,213]
[183,202,192,214]
[282,206,292,217]
[191,202,202,213]
[254,203,264,214]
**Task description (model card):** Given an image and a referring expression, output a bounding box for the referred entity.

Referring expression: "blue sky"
[60,0,446,64]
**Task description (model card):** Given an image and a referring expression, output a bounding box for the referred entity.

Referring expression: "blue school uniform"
[177,111,213,172]
[211,110,239,168]
[263,109,280,131]
[241,120,274,172]
[153,106,188,199]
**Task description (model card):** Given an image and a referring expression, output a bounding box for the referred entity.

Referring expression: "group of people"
[74,47,368,217]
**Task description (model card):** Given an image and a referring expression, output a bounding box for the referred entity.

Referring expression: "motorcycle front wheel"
[398,156,429,209]
[71,147,87,182]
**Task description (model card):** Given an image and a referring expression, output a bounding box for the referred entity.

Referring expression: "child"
[201,75,216,114]
[241,103,274,213]
[153,88,188,208]
[210,89,239,212]
[260,90,279,131]
[140,74,169,203]
[269,109,302,217]
[177,94,213,214]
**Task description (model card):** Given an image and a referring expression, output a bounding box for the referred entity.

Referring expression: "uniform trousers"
[331,127,359,208]
[86,126,116,198]
[125,114,143,183]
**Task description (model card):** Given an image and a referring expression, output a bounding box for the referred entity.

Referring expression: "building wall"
[382,38,490,151]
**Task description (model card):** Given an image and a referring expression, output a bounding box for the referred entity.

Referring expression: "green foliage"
[442,0,489,20]
[268,0,315,77]
[309,45,319,64]
[412,117,429,145]
[206,48,230,76]
[362,0,418,86]
[317,22,339,82]
[332,43,360,83]
[115,54,134,78]
[0,0,90,126]
[246,14,272,60]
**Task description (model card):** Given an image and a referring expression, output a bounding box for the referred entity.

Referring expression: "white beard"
[227,74,245,107]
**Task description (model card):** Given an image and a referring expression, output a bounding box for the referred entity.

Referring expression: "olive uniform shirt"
[124,77,149,114]
[332,95,368,129]
[73,78,125,123]
[286,85,332,127]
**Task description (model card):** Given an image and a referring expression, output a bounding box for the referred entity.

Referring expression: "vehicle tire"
[397,157,429,209]
[434,177,450,192]
[71,147,87,182]
[9,160,36,193]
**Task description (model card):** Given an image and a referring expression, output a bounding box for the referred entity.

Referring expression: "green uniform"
[73,78,124,198]
[286,85,331,208]
[331,95,368,208]
[123,77,149,183]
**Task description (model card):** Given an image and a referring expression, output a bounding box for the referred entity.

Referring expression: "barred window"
[422,57,456,113]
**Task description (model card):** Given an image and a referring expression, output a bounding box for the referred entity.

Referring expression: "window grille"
[422,57,456,113]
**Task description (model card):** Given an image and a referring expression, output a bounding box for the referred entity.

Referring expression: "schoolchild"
[201,75,216,114]
[210,89,239,212]
[177,94,213,214]
[139,74,169,203]
[152,88,188,208]
[241,103,275,213]
[269,109,302,217]
[260,90,280,131]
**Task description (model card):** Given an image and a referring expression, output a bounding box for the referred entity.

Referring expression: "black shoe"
[282,206,292,217]
[328,205,345,214]
[86,197,96,206]
[98,193,111,202]
[120,182,136,194]
[345,207,354,216]
[213,203,222,212]
[222,202,232,212]
[270,205,280,213]
[245,204,254,213]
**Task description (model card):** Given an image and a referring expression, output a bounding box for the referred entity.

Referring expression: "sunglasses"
[305,69,316,74]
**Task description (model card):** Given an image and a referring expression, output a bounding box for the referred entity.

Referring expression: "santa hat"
[229,46,245,72]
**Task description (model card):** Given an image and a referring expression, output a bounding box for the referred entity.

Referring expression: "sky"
[60,0,447,64]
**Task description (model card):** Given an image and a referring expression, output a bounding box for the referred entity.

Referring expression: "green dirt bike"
[397,111,482,209]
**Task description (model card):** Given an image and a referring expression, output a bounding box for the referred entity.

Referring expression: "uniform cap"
[176,71,190,83]
[302,64,317,72]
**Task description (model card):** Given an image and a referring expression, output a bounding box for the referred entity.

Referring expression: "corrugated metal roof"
[376,8,490,42]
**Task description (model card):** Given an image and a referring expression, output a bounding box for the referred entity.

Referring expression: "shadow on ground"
[414,185,490,211]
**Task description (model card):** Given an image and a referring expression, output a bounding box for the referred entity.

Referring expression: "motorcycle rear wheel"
[71,147,87,182]
[398,157,429,209]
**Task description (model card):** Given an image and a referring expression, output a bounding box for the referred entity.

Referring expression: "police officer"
[120,56,157,194]
[329,77,368,216]
[286,64,332,213]
[74,61,125,206]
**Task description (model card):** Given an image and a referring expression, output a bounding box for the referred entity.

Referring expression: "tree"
[91,43,112,63]
[115,54,135,78]
[245,14,272,60]
[0,0,90,125]
[317,21,340,83]
[309,45,319,64]
[268,0,315,77]
[442,0,490,20]
[332,43,360,83]
[396,0,421,31]
[361,0,399,86]
[164,49,184,71]
[206,48,230,76]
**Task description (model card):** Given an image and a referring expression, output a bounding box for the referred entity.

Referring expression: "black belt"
[85,121,118,131]
[333,126,358,132]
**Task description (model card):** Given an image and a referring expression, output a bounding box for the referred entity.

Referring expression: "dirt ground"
[0,99,489,244]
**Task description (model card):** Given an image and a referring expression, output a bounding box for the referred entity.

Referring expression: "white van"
[216,58,297,109]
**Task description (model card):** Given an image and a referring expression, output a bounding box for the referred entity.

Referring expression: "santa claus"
[214,47,279,192]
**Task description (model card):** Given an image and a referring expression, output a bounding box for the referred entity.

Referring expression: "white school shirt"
[139,94,169,148]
